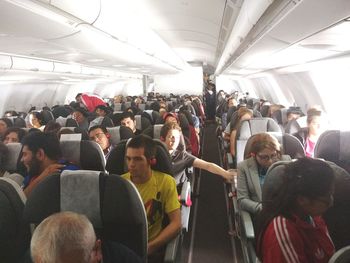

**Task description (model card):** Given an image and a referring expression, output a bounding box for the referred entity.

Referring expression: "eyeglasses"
[256,153,279,161]
[89,133,106,140]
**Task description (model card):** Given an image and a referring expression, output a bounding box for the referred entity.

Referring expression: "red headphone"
[149,157,157,166]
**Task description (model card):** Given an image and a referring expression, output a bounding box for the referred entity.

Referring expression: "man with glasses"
[88,125,114,159]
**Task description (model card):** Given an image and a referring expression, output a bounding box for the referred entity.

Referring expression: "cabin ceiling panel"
[138,0,227,68]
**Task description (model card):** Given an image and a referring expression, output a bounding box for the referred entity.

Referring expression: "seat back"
[314,130,350,173]
[106,126,135,146]
[60,140,106,171]
[236,118,281,165]
[0,177,30,263]
[3,142,22,173]
[284,116,307,134]
[244,132,305,159]
[106,139,173,176]
[23,171,148,261]
[329,246,350,263]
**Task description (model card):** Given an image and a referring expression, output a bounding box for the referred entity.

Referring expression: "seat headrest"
[60,140,105,171]
[238,118,281,140]
[3,143,22,172]
[106,126,134,146]
[262,161,292,203]
[106,139,173,176]
[23,171,147,260]
[284,116,307,134]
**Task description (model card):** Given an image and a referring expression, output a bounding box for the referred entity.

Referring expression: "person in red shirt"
[257,158,335,263]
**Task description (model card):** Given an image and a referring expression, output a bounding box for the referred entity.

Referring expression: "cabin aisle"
[184,122,234,263]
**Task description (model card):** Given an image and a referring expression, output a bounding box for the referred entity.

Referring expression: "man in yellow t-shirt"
[121,135,181,258]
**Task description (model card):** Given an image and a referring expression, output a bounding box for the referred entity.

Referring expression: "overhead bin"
[0,55,13,69]
[54,62,81,74]
[221,0,350,74]
[49,0,100,24]
[11,57,54,72]
[1,1,81,40]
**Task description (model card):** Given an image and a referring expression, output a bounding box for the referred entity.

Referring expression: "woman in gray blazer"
[237,133,290,215]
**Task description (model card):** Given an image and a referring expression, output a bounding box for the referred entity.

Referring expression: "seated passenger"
[31,211,142,263]
[28,111,45,131]
[121,135,181,260]
[257,158,335,263]
[120,111,141,135]
[72,107,89,131]
[237,133,290,215]
[294,107,325,157]
[0,117,13,140]
[286,106,302,123]
[2,127,26,144]
[226,107,253,157]
[95,105,111,117]
[21,132,79,197]
[88,125,114,159]
[160,122,235,187]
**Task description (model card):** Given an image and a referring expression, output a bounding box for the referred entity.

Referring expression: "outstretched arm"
[193,158,236,183]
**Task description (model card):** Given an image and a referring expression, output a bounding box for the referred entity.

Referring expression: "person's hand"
[39,163,64,179]
[224,169,237,184]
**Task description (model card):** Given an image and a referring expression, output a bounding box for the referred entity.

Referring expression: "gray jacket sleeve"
[237,160,261,215]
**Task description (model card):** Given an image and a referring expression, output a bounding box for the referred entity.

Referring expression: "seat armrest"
[164,234,181,263]
[241,210,255,239]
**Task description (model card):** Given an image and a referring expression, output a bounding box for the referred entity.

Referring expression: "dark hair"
[256,157,334,259]
[21,132,62,161]
[0,118,13,128]
[4,110,19,117]
[73,107,88,117]
[127,134,156,160]
[88,125,108,134]
[160,122,181,140]
[3,127,26,143]
[0,142,9,172]
[75,93,83,99]
[95,105,110,114]
[43,121,61,134]
[29,111,44,125]
[150,101,160,112]
[121,111,135,121]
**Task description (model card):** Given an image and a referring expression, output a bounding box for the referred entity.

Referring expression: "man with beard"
[21,131,79,197]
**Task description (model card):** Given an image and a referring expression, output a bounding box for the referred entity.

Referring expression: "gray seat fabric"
[284,115,307,134]
[106,126,134,146]
[60,140,106,171]
[329,245,350,263]
[23,171,148,261]
[244,132,305,159]
[3,142,22,173]
[236,118,281,165]
[314,130,350,172]
[0,177,30,263]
